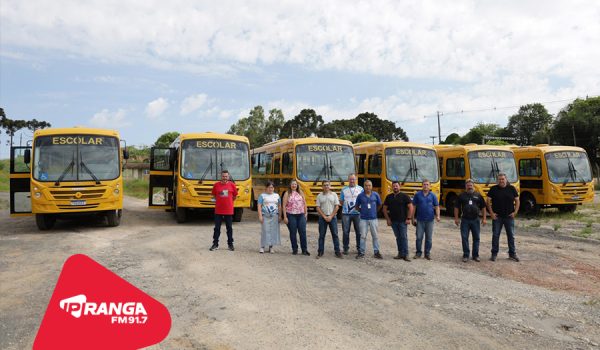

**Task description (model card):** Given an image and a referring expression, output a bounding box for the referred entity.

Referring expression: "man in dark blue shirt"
[355,180,382,259]
[411,179,440,260]
[455,179,487,262]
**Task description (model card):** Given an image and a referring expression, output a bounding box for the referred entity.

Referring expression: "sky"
[1,0,599,158]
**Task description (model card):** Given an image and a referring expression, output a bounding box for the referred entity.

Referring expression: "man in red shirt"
[210,170,238,251]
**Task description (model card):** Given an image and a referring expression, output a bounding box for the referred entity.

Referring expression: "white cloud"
[145,97,169,119]
[89,108,131,128]
[180,94,208,115]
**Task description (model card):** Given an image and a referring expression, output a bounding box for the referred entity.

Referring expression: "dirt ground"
[1,194,600,350]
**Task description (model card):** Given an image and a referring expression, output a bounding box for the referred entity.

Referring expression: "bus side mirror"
[24,149,31,164]
[122,149,129,160]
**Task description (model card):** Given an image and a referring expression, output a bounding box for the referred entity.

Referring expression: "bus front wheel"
[233,208,243,222]
[106,209,121,227]
[520,193,540,215]
[175,206,187,223]
[250,192,258,211]
[36,214,56,230]
[444,193,457,217]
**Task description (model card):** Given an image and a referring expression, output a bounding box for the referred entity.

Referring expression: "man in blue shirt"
[411,179,440,260]
[355,180,383,259]
[340,174,363,255]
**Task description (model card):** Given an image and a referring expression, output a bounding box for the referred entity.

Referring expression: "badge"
[468,200,473,205]
[367,203,371,209]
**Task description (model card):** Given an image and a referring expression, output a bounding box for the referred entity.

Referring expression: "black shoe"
[209,244,219,251]
[302,251,311,256]
[374,252,383,259]
[413,254,421,259]
[335,252,343,258]
[425,255,431,260]
[509,255,520,262]
[355,253,365,259]
[394,254,402,260]
[473,257,480,262]
[292,251,298,255]
[228,244,234,251]
[401,256,411,262]
[490,254,497,261]
[343,249,349,255]
[462,257,469,263]
[316,252,323,259]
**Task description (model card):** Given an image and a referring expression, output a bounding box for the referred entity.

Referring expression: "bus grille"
[192,185,241,197]
[57,204,100,210]
[50,189,107,200]
[560,186,589,196]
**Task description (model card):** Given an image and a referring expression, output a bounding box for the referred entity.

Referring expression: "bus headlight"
[34,192,41,199]
[113,188,120,195]
[245,189,249,193]
[181,184,188,194]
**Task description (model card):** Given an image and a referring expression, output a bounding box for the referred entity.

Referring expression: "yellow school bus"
[9,127,128,230]
[250,138,356,210]
[148,132,251,222]
[435,144,520,214]
[513,144,594,214]
[353,141,440,200]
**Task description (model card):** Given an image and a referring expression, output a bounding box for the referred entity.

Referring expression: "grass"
[575,226,593,238]
[123,178,149,200]
[528,221,541,228]
[553,223,561,232]
[0,159,9,192]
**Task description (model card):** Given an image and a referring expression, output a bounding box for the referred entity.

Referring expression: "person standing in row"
[315,181,343,259]
[383,181,413,261]
[454,179,486,262]
[282,180,310,256]
[340,174,363,255]
[210,170,238,251]
[486,173,520,262]
[258,181,281,254]
[412,179,440,260]
[355,180,383,259]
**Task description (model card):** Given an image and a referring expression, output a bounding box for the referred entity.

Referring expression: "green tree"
[340,132,378,144]
[460,123,502,144]
[154,131,180,147]
[127,145,151,162]
[507,103,553,145]
[263,109,285,144]
[442,133,461,144]
[280,109,324,138]
[486,140,509,146]
[228,106,269,147]
[552,97,600,165]
[1,108,51,146]
[317,112,408,141]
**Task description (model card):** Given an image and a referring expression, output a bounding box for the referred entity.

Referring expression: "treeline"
[0,108,52,145]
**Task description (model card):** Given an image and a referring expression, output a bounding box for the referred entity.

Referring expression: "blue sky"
[1,1,599,158]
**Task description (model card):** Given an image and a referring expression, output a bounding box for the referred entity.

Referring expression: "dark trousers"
[213,214,233,245]
[287,213,308,253]
[342,214,361,252]
[391,221,409,257]
[318,216,340,253]
[460,218,480,258]
[491,217,516,256]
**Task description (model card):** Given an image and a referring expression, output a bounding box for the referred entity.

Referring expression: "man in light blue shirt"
[411,179,440,260]
[340,174,363,255]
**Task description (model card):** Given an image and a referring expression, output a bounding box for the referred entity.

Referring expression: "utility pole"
[437,111,441,145]
[429,136,437,145]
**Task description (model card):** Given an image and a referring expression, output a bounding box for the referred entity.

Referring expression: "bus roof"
[353,141,436,151]
[175,132,249,144]
[511,144,588,154]
[252,137,352,152]
[434,143,516,154]
[34,127,120,138]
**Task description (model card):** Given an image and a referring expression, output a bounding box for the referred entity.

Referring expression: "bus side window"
[446,158,465,177]
[273,154,281,175]
[356,154,366,174]
[264,153,273,174]
[519,158,541,177]
[368,154,381,175]
[282,153,293,174]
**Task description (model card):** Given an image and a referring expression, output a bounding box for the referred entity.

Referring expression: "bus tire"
[233,208,243,222]
[106,209,121,227]
[520,193,540,215]
[250,191,258,211]
[36,214,56,230]
[175,206,187,223]
[445,193,457,217]
[558,204,576,213]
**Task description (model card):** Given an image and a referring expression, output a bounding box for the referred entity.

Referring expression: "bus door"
[148,147,175,208]
[366,153,382,192]
[10,146,32,216]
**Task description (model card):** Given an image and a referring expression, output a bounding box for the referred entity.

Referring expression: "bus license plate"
[71,200,87,206]
[571,195,580,200]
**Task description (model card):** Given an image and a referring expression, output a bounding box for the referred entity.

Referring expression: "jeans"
[460,218,480,258]
[287,213,308,253]
[391,221,409,257]
[359,219,380,254]
[213,214,233,245]
[415,220,434,256]
[342,214,361,252]
[491,217,516,256]
[318,216,340,253]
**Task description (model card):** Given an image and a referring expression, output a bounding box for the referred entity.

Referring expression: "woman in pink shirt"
[282,180,310,256]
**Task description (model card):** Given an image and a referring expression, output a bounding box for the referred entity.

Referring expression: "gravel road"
[1,195,599,349]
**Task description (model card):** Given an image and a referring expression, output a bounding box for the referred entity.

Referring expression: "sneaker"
[355,253,365,259]
[473,257,481,262]
[490,254,497,261]
[269,246,274,254]
[413,254,421,259]
[509,255,520,262]
[259,247,264,254]
[425,255,431,260]
[462,257,469,263]
[335,252,343,258]
[374,252,383,259]
[228,244,235,251]
[209,244,219,251]
[302,251,311,256]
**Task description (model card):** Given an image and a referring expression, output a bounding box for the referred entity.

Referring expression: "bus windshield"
[181,139,249,181]
[545,151,592,184]
[385,147,439,182]
[33,135,120,182]
[296,144,355,182]
[468,150,517,184]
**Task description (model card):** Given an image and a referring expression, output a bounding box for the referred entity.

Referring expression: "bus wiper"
[412,159,420,181]
[198,155,213,184]
[313,158,328,185]
[79,152,100,184]
[329,159,344,183]
[564,158,578,185]
[485,160,496,187]
[401,159,415,185]
[55,152,76,186]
